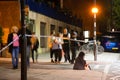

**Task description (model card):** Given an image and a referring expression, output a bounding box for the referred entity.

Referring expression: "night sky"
[64,0,110,19]
[63,0,111,36]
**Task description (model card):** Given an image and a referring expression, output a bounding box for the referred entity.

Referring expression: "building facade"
[0,1,82,56]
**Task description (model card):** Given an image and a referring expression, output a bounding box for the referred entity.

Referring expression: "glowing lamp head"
[92,7,98,14]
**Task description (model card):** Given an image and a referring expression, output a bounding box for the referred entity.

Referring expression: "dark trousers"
[52,49,62,62]
[63,45,70,62]
[31,49,38,63]
[71,47,77,63]
[50,48,54,59]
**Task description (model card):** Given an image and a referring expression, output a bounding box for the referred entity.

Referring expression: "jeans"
[12,47,19,68]
[26,46,31,67]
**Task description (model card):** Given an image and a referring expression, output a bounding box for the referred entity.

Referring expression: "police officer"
[62,28,71,63]
[70,31,80,64]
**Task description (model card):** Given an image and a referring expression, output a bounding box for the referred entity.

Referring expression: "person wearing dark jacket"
[73,52,90,70]
[7,26,20,69]
[62,28,71,63]
[18,28,32,67]
[30,32,39,63]
[70,31,80,64]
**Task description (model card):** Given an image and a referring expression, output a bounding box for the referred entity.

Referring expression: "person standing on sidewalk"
[57,33,64,63]
[7,26,20,69]
[48,31,56,63]
[18,27,32,67]
[30,32,39,63]
[62,28,71,63]
[52,33,63,63]
[70,31,80,64]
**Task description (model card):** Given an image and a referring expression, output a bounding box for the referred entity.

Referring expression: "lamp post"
[92,7,98,61]
[20,0,28,80]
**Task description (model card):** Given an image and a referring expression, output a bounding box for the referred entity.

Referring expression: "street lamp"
[92,8,98,14]
[92,7,98,61]
[20,1,29,80]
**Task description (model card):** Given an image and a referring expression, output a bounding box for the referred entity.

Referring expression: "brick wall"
[0,1,20,57]
[0,1,20,29]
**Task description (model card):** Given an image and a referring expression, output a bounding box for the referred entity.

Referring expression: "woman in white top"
[52,33,64,63]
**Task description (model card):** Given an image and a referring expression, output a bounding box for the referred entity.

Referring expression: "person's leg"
[63,47,67,62]
[15,47,19,68]
[66,47,70,63]
[50,48,54,63]
[58,49,62,63]
[26,46,30,67]
[35,49,38,62]
[54,50,58,63]
[74,49,77,63]
[31,49,34,63]
[12,48,15,69]
[71,48,76,64]
[71,48,73,63]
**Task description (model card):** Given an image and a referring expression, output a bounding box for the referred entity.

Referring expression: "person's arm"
[84,60,91,70]
[7,33,11,44]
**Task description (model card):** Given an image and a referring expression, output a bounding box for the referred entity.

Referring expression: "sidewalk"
[0,52,120,80]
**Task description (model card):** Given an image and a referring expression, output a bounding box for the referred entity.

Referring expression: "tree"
[112,0,120,29]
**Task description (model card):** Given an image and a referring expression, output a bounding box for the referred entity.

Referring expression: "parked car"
[101,31,120,52]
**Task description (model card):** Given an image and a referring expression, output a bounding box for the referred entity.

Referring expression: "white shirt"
[52,37,63,50]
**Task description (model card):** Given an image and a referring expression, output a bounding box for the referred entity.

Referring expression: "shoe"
[70,60,74,64]
[70,62,74,64]
[14,66,18,69]
[57,61,60,64]
[69,60,71,63]
[36,60,38,63]
[64,60,67,63]
[51,59,54,63]
[55,61,58,64]
[33,60,35,63]
[15,65,18,69]
[13,66,16,69]
[13,66,18,69]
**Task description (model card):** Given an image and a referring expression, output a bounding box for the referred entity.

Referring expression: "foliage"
[112,0,120,29]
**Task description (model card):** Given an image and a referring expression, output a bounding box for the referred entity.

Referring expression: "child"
[73,52,90,70]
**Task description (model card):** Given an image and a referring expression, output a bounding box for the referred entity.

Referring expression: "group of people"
[48,28,80,64]
[48,28,91,70]
[7,26,39,69]
[7,26,90,70]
